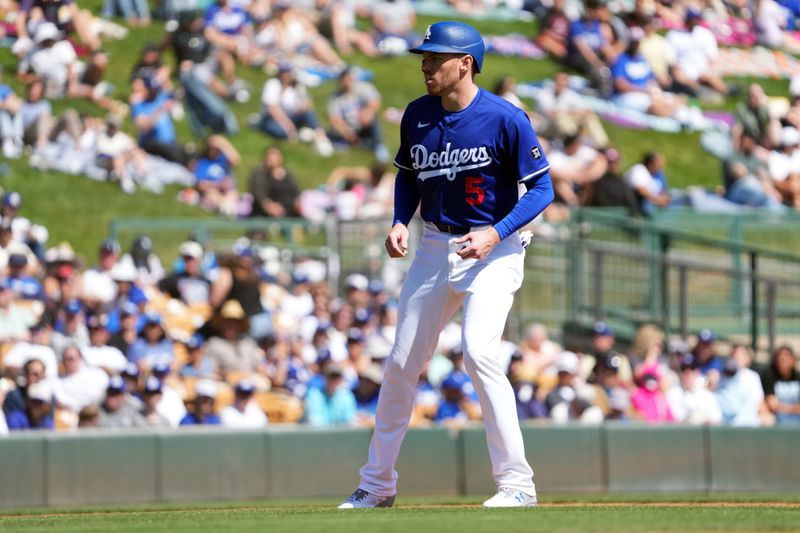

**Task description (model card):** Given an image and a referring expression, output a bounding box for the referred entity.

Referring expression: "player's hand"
[385,223,410,258]
[454,227,501,260]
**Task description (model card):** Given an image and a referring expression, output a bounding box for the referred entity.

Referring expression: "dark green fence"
[1,424,798,508]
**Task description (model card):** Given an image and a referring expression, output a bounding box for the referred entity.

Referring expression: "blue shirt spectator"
[204,3,250,35]
[179,412,222,425]
[132,90,177,145]
[195,152,231,186]
[304,364,357,427]
[611,52,654,91]
[568,18,604,57]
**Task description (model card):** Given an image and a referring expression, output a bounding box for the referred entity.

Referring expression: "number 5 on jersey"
[465,176,485,206]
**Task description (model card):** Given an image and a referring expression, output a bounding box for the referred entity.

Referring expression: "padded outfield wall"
[0,424,797,508]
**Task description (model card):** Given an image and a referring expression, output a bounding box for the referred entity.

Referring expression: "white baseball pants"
[358,223,536,497]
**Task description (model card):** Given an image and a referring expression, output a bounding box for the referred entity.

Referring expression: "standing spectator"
[625,151,671,215]
[220,380,268,428]
[327,67,389,163]
[716,345,770,427]
[131,75,189,164]
[157,241,212,305]
[253,64,333,156]
[205,300,264,376]
[180,379,222,425]
[249,145,301,218]
[97,375,146,428]
[5,381,54,430]
[762,345,800,425]
[140,376,170,427]
[304,362,357,427]
[193,135,242,216]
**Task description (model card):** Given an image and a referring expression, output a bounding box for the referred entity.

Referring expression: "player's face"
[420,52,468,95]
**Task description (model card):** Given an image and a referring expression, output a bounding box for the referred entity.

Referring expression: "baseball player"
[339,21,554,509]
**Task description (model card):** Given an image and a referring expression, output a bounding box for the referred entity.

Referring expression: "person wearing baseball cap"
[220,379,268,428]
[434,370,470,424]
[304,362,357,427]
[692,328,723,379]
[157,241,212,306]
[179,379,222,425]
[589,321,633,386]
[5,381,55,430]
[98,375,147,428]
[140,376,170,427]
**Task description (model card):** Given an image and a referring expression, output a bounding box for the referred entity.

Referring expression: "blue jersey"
[611,53,655,91]
[204,5,250,35]
[394,89,549,227]
[131,92,176,145]
[568,19,604,55]
[195,154,230,184]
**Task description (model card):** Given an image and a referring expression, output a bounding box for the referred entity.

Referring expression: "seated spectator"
[545,351,604,424]
[2,357,48,417]
[314,0,379,57]
[370,0,417,56]
[125,235,165,288]
[0,78,23,158]
[353,364,382,424]
[220,380,268,428]
[517,322,560,376]
[326,67,389,163]
[324,162,394,220]
[53,345,109,414]
[304,362,356,427]
[103,0,150,26]
[548,133,608,206]
[81,239,120,308]
[590,354,631,420]
[261,3,343,67]
[179,379,222,425]
[192,135,242,216]
[127,313,174,370]
[588,321,634,385]
[610,29,687,118]
[205,300,264,377]
[108,302,140,355]
[97,375,146,428]
[434,371,470,425]
[733,84,780,151]
[508,360,547,420]
[0,278,37,341]
[157,241,212,306]
[5,380,54,430]
[535,0,570,60]
[95,115,148,194]
[692,329,723,387]
[638,15,675,91]
[140,376,170,427]
[630,367,674,422]
[249,145,301,218]
[253,64,333,157]
[724,132,784,211]
[180,333,219,379]
[767,126,800,208]
[130,43,172,105]
[82,314,128,373]
[596,0,628,62]
[210,246,271,339]
[15,0,101,53]
[21,79,82,153]
[584,147,641,215]
[131,74,189,165]
[754,0,800,53]
[666,8,733,98]
[625,151,671,215]
[151,362,187,427]
[666,353,722,424]
[716,345,771,426]
[51,299,89,356]
[762,345,800,425]
[5,253,44,300]
[565,0,614,96]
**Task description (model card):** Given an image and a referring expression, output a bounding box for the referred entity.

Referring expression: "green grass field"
[1,495,799,532]
[0,7,791,261]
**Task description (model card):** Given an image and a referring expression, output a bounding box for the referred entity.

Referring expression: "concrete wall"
[0,424,797,508]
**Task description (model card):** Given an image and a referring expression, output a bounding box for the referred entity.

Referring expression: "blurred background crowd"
[2,0,800,433]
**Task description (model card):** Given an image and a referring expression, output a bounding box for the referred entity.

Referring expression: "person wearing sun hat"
[205,300,262,377]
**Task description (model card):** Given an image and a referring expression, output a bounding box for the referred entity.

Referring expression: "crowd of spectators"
[1,185,798,434]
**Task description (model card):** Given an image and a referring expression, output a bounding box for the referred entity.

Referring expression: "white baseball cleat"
[482,487,538,508]
[338,489,396,509]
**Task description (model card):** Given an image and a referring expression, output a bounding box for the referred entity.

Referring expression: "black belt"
[433,222,471,235]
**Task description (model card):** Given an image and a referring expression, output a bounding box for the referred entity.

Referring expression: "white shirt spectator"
[626,163,664,197]
[535,82,587,116]
[666,25,718,81]
[18,40,78,98]
[548,145,599,174]
[96,130,136,157]
[666,378,723,425]
[81,345,129,373]
[156,385,188,428]
[715,367,765,427]
[220,402,268,428]
[756,0,789,48]
[82,268,118,304]
[261,78,310,115]
[3,342,59,379]
[55,366,110,412]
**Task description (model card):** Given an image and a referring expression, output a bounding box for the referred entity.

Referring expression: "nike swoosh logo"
[417,122,430,128]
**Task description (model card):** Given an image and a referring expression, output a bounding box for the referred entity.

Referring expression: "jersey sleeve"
[393,105,414,171]
[507,110,549,184]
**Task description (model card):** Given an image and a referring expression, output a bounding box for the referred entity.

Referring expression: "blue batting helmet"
[409,21,485,72]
